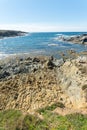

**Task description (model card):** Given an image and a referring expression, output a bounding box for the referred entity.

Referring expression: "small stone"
[33,57,40,62]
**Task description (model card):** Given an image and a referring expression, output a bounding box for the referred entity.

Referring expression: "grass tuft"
[37,102,65,114]
[0,109,87,130]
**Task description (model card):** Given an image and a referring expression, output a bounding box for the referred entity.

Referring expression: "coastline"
[0,30,27,39]
[0,32,87,61]
[58,34,87,45]
[0,50,87,129]
[0,31,87,117]
[0,52,87,114]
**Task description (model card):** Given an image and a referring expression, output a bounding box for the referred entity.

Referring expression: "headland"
[0,30,27,39]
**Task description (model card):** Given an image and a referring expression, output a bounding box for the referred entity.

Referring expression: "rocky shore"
[0,52,87,115]
[0,30,27,39]
[58,34,87,44]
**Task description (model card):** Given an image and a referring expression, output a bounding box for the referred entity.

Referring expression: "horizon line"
[0,24,87,32]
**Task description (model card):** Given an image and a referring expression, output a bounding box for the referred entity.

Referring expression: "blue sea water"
[0,32,87,59]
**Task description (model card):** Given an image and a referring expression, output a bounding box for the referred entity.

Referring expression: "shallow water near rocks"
[0,32,87,59]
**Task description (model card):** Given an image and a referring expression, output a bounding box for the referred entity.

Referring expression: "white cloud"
[0,23,87,32]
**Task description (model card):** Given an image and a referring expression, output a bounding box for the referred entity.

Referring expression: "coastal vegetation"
[0,109,87,130]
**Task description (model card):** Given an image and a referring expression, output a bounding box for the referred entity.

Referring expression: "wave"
[56,34,63,36]
[54,34,69,41]
[54,34,77,42]
[48,43,58,46]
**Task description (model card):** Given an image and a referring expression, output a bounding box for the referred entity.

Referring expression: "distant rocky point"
[0,30,27,38]
[58,34,87,44]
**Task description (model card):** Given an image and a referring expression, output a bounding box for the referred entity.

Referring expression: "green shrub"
[22,114,49,130]
[37,102,65,114]
[66,113,87,130]
[0,109,87,130]
[0,110,22,130]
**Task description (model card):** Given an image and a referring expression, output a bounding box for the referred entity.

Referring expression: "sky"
[0,0,87,32]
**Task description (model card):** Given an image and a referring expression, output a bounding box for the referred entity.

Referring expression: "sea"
[0,32,87,59]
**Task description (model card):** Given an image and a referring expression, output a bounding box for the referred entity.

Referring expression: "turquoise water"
[0,32,87,59]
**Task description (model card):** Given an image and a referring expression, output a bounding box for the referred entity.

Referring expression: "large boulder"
[47,56,64,69]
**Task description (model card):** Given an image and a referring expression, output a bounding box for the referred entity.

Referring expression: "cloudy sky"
[0,0,87,32]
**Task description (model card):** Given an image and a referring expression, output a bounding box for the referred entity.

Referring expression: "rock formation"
[58,34,87,44]
[0,55,87,114]
[0,30,27,38]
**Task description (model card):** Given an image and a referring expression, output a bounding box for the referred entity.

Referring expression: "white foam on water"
[0,49,46,60]
[48,43,58,46]
[0,53,9,59]
[56,34,63,36]
[54,34,69,41]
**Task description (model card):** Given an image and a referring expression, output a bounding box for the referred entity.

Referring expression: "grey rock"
[0,71,10,79]
[76,56,87,63]
[33,57,40,63]
[47,59,55,69]
[58,34,87,45]
[52,58,64,67]
[47,57,64,69]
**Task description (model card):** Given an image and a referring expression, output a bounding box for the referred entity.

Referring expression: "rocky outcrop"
[58,34,87,44]
[56,56,87,109]
[0,30,27,38]
[0,55,87,113]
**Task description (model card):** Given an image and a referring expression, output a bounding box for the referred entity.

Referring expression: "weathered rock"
[47,59,55,69]
[76,56,87,63]
[47,56,64,69]
[52,58,64,67]
[82,38,87,44]
[58,34,87,44]
[33,57,40,62]
[0,71,10,79]
[0,55,87,114]
[56,56,87,109]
